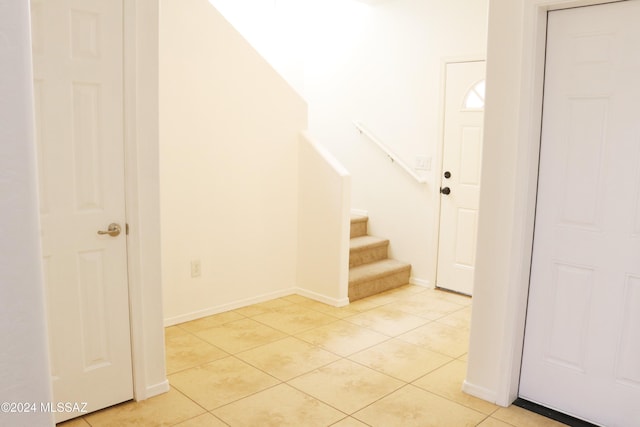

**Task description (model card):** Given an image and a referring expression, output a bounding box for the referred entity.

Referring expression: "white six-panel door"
[437,61,485,295]
[31,0,133,422]
[520,2,640,426]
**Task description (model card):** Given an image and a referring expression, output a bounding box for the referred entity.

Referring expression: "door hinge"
[126,223,129,235]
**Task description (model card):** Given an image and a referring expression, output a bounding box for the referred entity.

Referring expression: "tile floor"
[60,285,567,427]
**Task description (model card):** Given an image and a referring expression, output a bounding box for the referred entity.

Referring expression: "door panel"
[459,127,482,186]
[545,262,593,372]
[560,98,607,229]
[520,3,640,426]
[616,275,640,387]
[436,61,485,295]
[31,0,133,422]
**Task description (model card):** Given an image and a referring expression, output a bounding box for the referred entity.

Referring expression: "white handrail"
[353,121,427,184]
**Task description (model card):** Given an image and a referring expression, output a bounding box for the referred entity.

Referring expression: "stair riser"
[349,245,388,268]
[348,268,411,302]
[350,221,367,238]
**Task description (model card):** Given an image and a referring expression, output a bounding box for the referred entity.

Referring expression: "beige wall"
[200,0,489,287]
[160,0,308,324]
[297,133,351,306]
[306,0,489,287]
[207,0,307,96]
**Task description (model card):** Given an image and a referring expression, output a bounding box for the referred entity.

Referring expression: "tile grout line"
[161,286,476,426]
[408,358,500,417]
[72,286,487,427]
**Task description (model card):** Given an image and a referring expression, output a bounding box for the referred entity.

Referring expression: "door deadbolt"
[444,171,451,179]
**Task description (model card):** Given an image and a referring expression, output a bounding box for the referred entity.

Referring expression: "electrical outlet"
[190,260,201,278]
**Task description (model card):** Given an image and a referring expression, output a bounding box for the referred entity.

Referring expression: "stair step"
[349,259,411,302]
[349,235,389,268]
[349,258,411,284]
[350,214,368,238]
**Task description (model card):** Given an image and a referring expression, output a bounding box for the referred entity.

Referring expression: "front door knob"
[97,223,122,237]
[440,187,451,195]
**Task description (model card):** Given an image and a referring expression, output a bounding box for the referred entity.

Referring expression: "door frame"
[433,56,485,291]
[464,0,628,408]
[33,0,167,402]
[121,0,168,401]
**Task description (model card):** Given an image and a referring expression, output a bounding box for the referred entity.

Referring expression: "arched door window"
[463,80,486,110]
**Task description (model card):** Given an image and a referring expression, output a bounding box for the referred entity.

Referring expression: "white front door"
[31,0,133,422]
[520,3,640,426]
[436,61,485,295]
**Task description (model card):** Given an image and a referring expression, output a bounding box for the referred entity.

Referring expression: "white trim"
[494,1,548,407]
[351,209,369,217]
[123,0,165,402]
[301,131,350,177]
[164,287,352,327]
[123,0,143,402]
[163,288,298,327]
[144,380,170,398]
[439,54,487,66]
[295,288,350,307]
[409,277,432,288]
[544,0,624,9]
[462,380,498,404]
[338,173,352,303]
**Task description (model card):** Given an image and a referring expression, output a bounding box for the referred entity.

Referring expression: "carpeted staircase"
[349,214,411,301]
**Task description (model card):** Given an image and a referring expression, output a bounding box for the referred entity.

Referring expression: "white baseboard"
[163,286,356,326]
[350,208,369,216]
[137,379,169,401]
[410,277,432,288]
[462,380,498,405]
[295,287,349,307]
[163,288,296,326]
